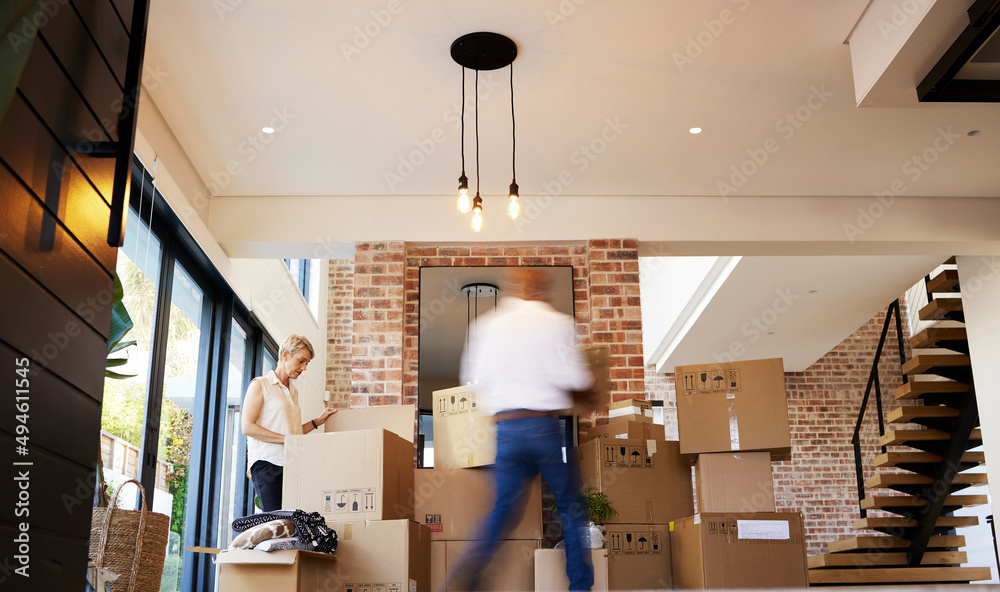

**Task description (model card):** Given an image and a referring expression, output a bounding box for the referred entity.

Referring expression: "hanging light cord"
[510,62,516,184]
[475,69,480,195]
[460,67,466,175]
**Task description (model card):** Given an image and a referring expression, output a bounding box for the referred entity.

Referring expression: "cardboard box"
[694,452,775,513]
[326,519,431,592]
[283,429,415,522]
[607,399,653,424]
[604,523,671,590]
[215,549,337,592]
[324,404,416,442]
[413,468,543,540]
[588,420,665,441]
[669,512,808,589]
[577,439,693,524]
[433,386,496,468]
[535,549,609,591]
[570,347,612,415]
[674,358,791,459]
[431,539,540,591]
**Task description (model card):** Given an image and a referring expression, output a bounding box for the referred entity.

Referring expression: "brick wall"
[351,241,406,406]
[325,259,354,408]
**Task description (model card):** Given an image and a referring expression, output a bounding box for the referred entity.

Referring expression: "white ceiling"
[139,1,1000,374]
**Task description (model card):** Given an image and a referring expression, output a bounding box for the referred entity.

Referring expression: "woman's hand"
[317,407,338,423]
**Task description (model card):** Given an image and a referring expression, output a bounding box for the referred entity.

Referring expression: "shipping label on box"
[601,442,655,469]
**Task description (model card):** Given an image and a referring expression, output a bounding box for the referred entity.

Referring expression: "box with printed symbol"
[604,523,671,590]
[674,358,790,460]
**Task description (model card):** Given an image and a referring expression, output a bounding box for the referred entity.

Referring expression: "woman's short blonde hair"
[279,334,314,359]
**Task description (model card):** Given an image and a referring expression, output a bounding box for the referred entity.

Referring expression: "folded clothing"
[229,519,296,550]
[232,510,337,554]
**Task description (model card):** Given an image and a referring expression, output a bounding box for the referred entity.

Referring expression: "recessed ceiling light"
[689,127,703,134]
[968,130,981,136]
[767,331,776,335]
[262,126,276,134]
[808,289,819,293]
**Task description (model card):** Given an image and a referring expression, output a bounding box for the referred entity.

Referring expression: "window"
[284,258,322,318]
[96,159,278,591]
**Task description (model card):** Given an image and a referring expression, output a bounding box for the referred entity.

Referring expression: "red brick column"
[351,241,405,406]
[587,239,644,402]
[325,259,354,408]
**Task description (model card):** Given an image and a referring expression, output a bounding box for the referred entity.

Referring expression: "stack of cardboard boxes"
[214,405,431,592]
[423,385,544,591]
[570,398,693,590]
[670,358,809,589]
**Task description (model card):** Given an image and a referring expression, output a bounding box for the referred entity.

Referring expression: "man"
[445,268,594,591]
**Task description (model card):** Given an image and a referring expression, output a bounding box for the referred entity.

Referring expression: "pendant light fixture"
[451,32,518,231]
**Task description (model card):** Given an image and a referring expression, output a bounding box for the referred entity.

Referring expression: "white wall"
[135,86,328,414]
[956,256,1000,527]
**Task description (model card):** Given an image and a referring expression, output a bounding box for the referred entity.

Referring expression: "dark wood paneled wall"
[0,1,143,588]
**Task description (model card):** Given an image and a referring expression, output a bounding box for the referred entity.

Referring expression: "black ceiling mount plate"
[451,32,517,70]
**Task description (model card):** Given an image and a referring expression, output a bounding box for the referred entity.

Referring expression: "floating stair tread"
[866,472,988,488]
[902,354,972,375]
[895,380,968,400]
[855,516,979,530]
[925,269,960,294]
[808,566,991,585]
[880,428,981,446]
[919,298,963,321]
[909,326,967,349]
[808,551,967,568]
[873,451,984,467]
[860,494,987,510]
[827,535,965,553]
[887,405,959,423]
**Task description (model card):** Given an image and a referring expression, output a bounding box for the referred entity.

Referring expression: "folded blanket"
[229,519,295,550]
[232,510,337,554]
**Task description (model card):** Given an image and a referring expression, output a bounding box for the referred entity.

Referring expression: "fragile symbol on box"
[601,444,654,468]
[345,583,400,592]
[323,487,377,514]
[435,392,479,417]
[608,531,662,555]
[680,369,741,395]
[424,513,443,532]
[708,520,738,536]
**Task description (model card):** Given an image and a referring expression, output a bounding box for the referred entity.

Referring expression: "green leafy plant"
[549,488,619,525]
[106,275,137,379]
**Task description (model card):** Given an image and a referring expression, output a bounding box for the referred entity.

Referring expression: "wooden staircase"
[809,263,991,586]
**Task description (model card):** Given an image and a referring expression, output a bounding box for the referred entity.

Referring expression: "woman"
[242,334,337,511]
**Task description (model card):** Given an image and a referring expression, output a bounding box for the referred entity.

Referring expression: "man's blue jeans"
[446,416,593,591]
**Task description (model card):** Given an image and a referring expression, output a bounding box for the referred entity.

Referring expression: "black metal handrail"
[851,299,907,518]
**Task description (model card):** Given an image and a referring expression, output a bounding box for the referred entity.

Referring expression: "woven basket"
[90,479,170,592]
